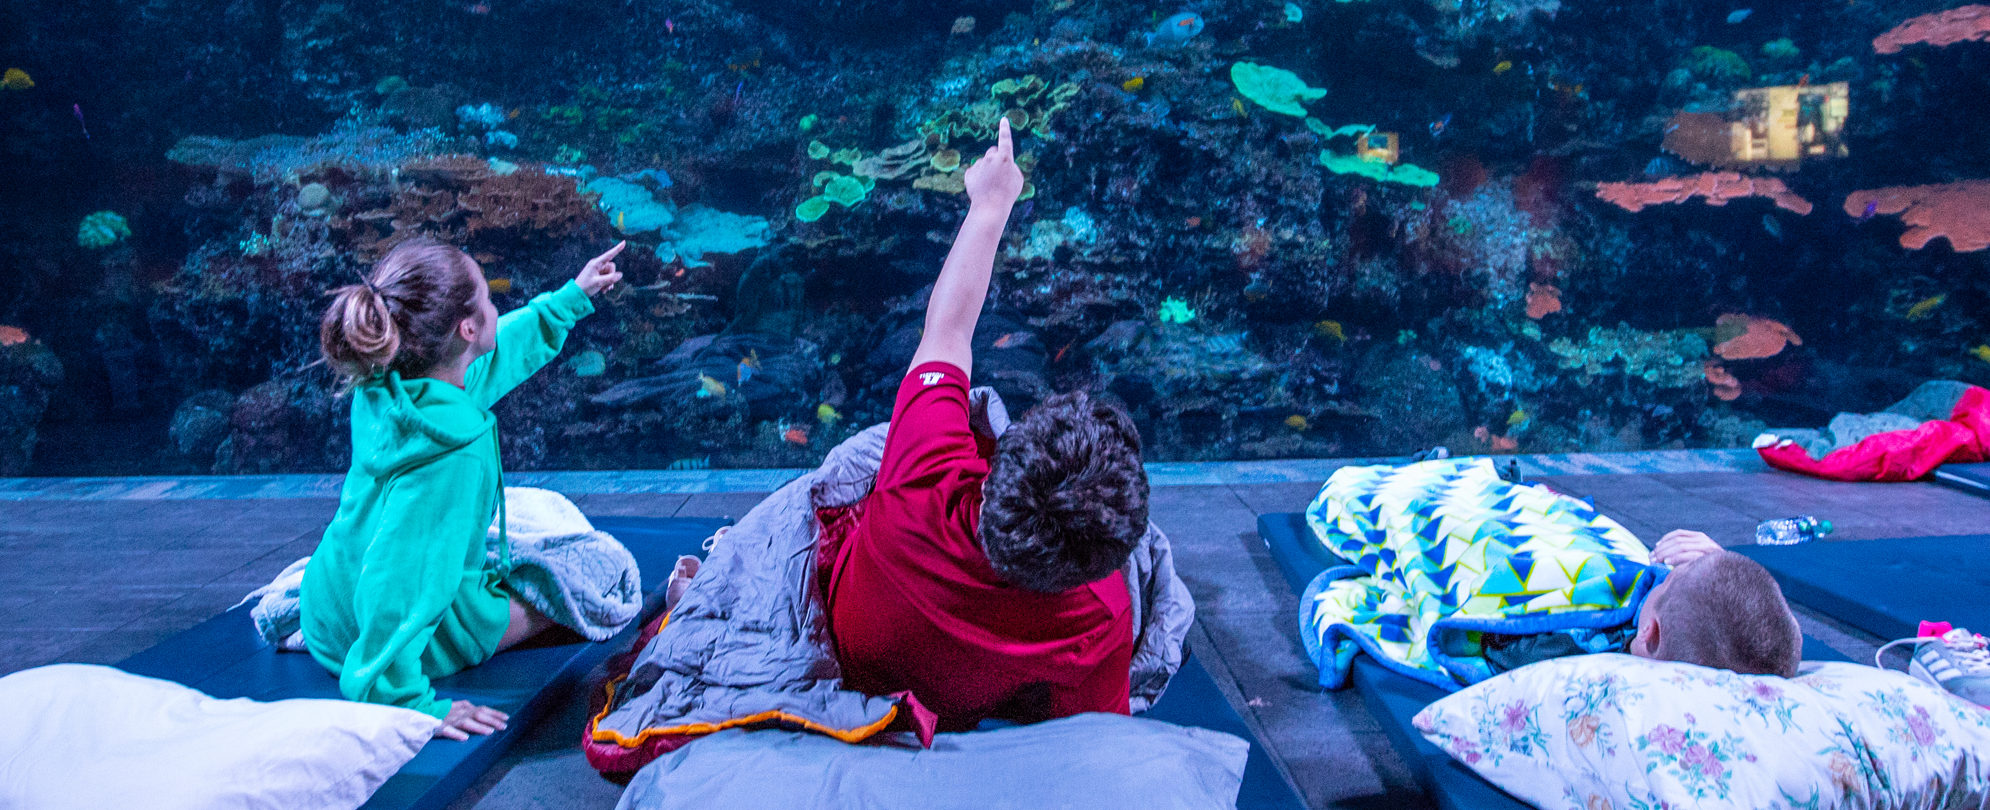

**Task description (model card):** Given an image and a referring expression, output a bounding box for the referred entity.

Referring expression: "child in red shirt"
[822,119,1151,731]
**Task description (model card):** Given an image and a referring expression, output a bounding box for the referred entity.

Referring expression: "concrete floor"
[5,466,1988,809]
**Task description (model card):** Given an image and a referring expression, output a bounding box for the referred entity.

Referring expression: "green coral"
[1319,151,1440,187]
[1158,297,1197,324]
[1546,325,1710,387]
[795,196,833,222]
[1683,46,1751,84]
[656,205,773,268]
[920,75,1081,141]
[77,211,130,249]
[1230,62,1326,117]
[1760,38,1800,62]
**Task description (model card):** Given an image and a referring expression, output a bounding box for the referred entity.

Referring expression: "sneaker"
[1877,622,1990,707]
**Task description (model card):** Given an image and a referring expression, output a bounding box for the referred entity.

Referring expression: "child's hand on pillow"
[1651,529,1722,567]
[576,241,626,297]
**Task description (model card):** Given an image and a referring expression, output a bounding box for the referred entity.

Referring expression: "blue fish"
[1145,12,1204,47]
[1726,8,1752,23]
[1856,200,1879,222]
[1429,113,1452,138]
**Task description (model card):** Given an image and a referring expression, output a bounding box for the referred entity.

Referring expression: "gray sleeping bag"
[615,713,1249,810]
[589,387,1195,763]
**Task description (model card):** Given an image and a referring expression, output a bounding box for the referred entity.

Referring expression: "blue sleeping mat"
[1734,534,1990,642]
[1936,462,1990,498]
[1140,653,1307,810]
[1259,512,1851,810]
[117,515,726,810]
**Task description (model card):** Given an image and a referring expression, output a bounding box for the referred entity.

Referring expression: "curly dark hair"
[979,391,1149,593]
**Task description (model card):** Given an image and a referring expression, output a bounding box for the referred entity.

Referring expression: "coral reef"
[1596,173,1813,215]
[1872,5,1990,53]
[1844,181,1990,252]
[0,331,63,475]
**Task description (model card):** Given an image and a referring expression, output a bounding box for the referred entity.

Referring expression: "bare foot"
[665,555,701,611]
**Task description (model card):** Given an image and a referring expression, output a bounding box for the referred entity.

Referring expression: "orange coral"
[1473,425,1520,452]
[337,157,601,260]
[1526,283,1562,319]
[1596,172,1814,215]
[1873,5,1990,53]
[0,325,27,346]
[1712,314,1801,360]
[1843,180,1990,252]
[1704,361,1742,401]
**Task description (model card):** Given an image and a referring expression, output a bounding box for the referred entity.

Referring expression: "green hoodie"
[301,281,593,718]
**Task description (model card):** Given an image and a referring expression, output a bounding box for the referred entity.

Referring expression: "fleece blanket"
[1300,458,1659,691]
[244,487,643,647]
[584,387,1195,779]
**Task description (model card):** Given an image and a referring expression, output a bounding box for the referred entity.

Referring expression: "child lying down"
[1301,458,1805,688]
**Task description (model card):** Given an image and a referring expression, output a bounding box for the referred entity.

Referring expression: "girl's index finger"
[600,240,628,261]
[996,117,1013,159]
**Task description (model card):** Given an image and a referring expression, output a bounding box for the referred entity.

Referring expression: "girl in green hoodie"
[302,237,624,740]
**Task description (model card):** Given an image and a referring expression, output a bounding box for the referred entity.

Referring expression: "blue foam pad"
[1735,535,1990,642]
[1258,512,1852,810]
[1937,463,1990,499]
[1140,654,1306,810]
[118,515,727,810]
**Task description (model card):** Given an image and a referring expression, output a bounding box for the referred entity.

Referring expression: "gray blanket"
[589,387,1195,760]
[244,487,643,647]
[616,713,1248,810]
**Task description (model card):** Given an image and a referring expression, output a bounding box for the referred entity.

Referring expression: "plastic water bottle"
[1754,516,1833,546]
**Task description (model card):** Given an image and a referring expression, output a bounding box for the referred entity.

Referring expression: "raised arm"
[908,118,1026,379]
[462,242,623,408]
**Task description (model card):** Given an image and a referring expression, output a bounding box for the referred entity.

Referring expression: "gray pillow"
[616,713,1249,810]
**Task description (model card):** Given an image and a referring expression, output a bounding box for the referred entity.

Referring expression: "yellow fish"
[1122,76,1145,92]
[1507,409,1529,427]
[1232,97,1247,116]
[1284,415,1309,431]
[817,403,843,425]
[617,210,626,231]
[1905,294,1946,321]
[1492,60,1512,75]
[487,278,513,294]
[696,374,727,398]
[2,68,31,90]
[1314,320,1346,341]
[1971,345,1990,364]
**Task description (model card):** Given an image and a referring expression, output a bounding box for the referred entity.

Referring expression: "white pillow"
[1413,654,1990,810]
[0,664,440,810]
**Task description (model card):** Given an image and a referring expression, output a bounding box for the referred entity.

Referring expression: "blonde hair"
[319,238,481,386]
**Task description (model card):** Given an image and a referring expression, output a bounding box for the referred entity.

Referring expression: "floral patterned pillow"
[1413,654,1990,810]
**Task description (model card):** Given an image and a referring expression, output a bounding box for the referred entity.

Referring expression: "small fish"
[1053,341,1074,362]
[665,18,675,33]
[1761,214,1784,241]
[73,103,88,139]
[736,351,761,385]
[1314,320,1346,341]
[0,325,27,346]
[1284,415,1310,431]
[1972,345,1990,364]
[1232,97,1246,116]
[816,403,843,425]
[1122,76,1145,92]
[1492,60,1513,75]
[1,68,31,91]
[696,374,727,398]
[464,2,491,13]
[1856,200,1879,222]
[1726,8,1752,23]
[1185,216,1202,227]
[487,278,513,294]
[992,332,1033,349]
[783,426,810,446]
[1905,294,1947,321]
[667,456,711,471]
[1507,409,1529,428]
[1429,113,1452,138]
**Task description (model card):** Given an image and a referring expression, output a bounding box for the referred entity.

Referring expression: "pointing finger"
[997,117,1013,159]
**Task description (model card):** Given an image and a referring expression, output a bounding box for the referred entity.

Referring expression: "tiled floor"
[4,462,1987,809]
